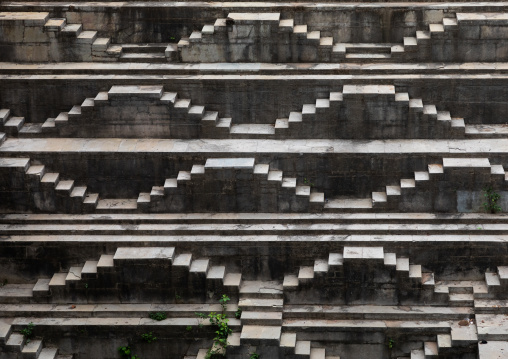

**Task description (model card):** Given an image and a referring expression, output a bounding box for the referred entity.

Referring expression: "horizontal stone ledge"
[2,2,508,10]
[3,62,508,75]
[11,316,242,327]
[3,138,508,154]
[3,211,508,222]
[3,234,508,243]
[4,223,508,235]
[6,73,508,81]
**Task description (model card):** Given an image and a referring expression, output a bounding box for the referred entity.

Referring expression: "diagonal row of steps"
[41,16,120,61]
[1,320,71,359]
[178,12,459,63]
[325,157,508,211]
[0,247,242,304]
[0,157,98,213]
[5,84,505,140]
[139,157,324,212]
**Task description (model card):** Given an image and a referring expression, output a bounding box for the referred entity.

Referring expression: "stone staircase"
[0,320,71,359]
[0,247,243,304]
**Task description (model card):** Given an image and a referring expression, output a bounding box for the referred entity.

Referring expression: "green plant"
[175,293,182,300]
[483,186,502,213]
[117,346,140,359]
[250,353,260,359]
[186,326,193,332]
[219,294,230,312]
[388,338,395,349]
[148,312,167,321]
[303,178,314,187]
[141,332,157,343]
[84,283,88,289]
[0,279,7,287]
[20,322,35,343]
[235,307,242,319]
[195,295,233,359]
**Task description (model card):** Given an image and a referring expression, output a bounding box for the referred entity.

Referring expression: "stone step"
[240,325,281,346]
[324,198,373,210]
[283,305,472,320]
[6,332,26,351]
[310,348,326,359]
[298,266,314,281]
[476,314,508,340]
[344,43,393,54]
[61,23,82,36]
[280,332,296,348]
[345,53,392,59]
[44,18,66,31]
[0,109,10,125]
[76,30,97,44]
[0,284,34,302]
[49,273,67,288]
[11,317,241,330]
[189,259,210,275]
[295,340,311,356]
[39,348,59,359]
[19,123,43,136]
[108,85,163,100]
[410,349,424,359]
[437,333,452,351]
[449,293,474,306]
[114,247,175,262]
[283,274,298,290]
[121,43,172,53]
[96,199,138,212]
[241,311,283,325]
[206,266,226,281]
[32,279,50,297]
[92,37,111,52]
[239,281,283,299]
[6,211,508,225]
[81,261,98,279]
[4,116,25,134]
[119,53,167,63]
[423,341,438,357]
[21,338,43,358]
[450,321,478,344]
[230,124,275,136]
[466,123,508,138]
[65,267,82,282]
[0,320,12,344]
[237,298,283,312]
[0,303,240,318]
[284,319,451,334]
[10,222,508,235]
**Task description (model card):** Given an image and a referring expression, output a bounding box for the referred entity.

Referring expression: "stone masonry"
[2,0,508,358]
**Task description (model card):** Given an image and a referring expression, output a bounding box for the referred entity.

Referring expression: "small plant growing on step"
[195,311,206,327]
[387,338,395,349]
[483,186,502,213]
[21,322,35,343]
[250,353,260,359]
[219,294,230,313]
[148,312,167,321]
[118,346,140,359]
[141,332,157,343]
[303,178,314,187]
[186,325,193,332]
[235,307,242,319]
